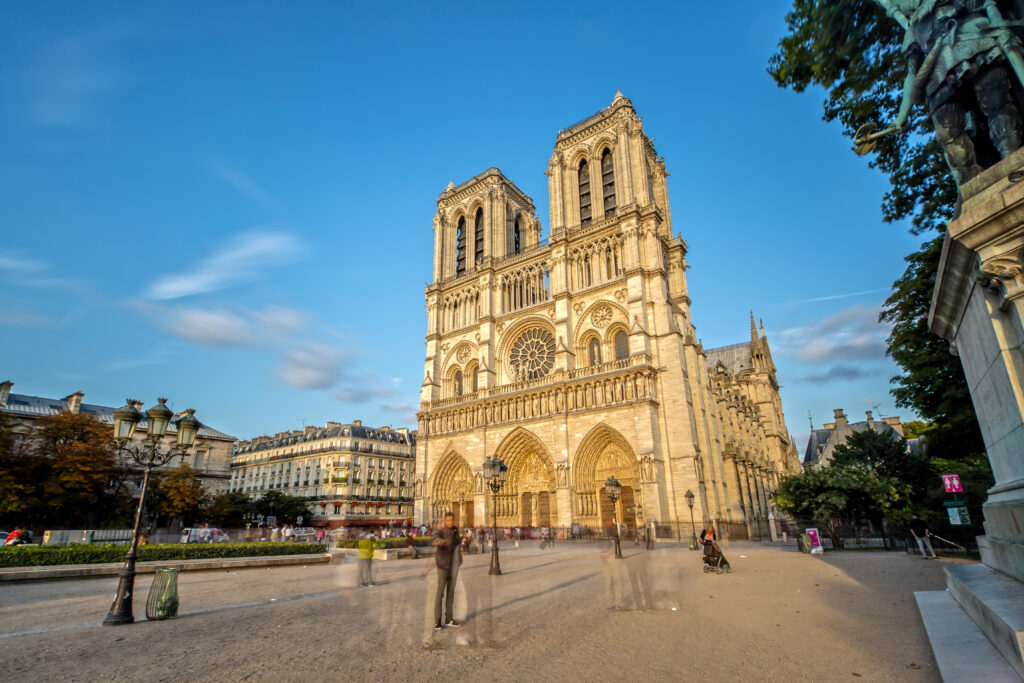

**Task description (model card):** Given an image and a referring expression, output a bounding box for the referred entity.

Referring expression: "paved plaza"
[0,542,963,681]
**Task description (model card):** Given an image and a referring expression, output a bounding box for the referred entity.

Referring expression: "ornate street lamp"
[684,489,697,550]
[103,399,201,626]
[605,476,623,559]
[483,457,507,575]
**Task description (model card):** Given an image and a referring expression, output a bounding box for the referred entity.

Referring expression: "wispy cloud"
[280,344,348,389]
[779,304,889,363]
[800,364,881,383]
[380,401,417,424]
[0,250,89,293]
[0,310,60,328]
[792,287,890,305]
[211,161,281,209]
[144,229,303,300]
[166,308,254,347]
[16,27,127,128]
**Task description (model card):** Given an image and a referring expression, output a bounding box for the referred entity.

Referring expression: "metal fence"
[780,519,979,555]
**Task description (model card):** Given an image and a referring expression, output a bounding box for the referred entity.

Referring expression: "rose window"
[509,328,556,380]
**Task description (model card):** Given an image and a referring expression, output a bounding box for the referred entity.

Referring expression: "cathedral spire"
[750,310,758,344]
[760,318,766,339]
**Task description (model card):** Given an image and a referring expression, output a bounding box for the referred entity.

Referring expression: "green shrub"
[0,542,327,568]
[333,536,432,549]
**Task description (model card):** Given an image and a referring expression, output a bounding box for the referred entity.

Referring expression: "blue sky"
[0,2,927,454]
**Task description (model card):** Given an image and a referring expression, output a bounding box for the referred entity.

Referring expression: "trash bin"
[146,568,180,620]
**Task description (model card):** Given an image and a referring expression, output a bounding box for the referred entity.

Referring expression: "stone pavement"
[0,541,962,681]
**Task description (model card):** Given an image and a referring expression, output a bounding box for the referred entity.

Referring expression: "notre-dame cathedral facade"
[414,92,801,537]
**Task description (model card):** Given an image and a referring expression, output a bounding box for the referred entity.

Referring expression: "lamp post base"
[489,546,502,575]
[103,567,137,626]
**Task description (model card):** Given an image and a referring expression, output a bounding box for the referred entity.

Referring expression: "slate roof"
[705,342,753,376]
[1,393,235,441]
[235,423,415,455]
[802,418,901,465]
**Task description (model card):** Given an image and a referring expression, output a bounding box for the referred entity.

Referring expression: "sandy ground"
[0,541,966,682]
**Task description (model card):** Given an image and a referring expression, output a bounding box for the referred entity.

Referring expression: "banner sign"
[942,474,963,493]
[946,506,970,525]
[805,528,823,553]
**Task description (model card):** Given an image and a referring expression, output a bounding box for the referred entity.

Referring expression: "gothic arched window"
[614,331,628,360]
[601,148,616,217]
[588,338,602,366]
[456,217,466,276]
[513,216,521,255]
[474,208,484,265]
[578,159,592,227]
[454,370,463,397]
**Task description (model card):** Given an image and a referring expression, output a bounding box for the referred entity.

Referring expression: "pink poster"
[805,528,823,553]
[942,474,963,493]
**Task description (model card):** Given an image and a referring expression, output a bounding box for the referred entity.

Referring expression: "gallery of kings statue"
[413,93,801,539]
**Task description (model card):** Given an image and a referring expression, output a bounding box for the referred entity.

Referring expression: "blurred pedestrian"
[358,533,379,586]
[431,512,462,629]
[407,531,420,559]
[910,514,937,559]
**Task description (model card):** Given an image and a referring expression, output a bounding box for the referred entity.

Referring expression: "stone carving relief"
[640,455,655,483]
[614,288,627,303]
[573,301,586,315]
[413,478,423,497]
[556,463,569,488]
[441,342,451,354]
[591,303,613,328]
[497,322,506,334]
[456,343,473,364]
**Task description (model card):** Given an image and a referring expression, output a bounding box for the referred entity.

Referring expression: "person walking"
[910,514,937,559]
[431,512,462,630]
[406,530,420,559]
[358,533,379,586]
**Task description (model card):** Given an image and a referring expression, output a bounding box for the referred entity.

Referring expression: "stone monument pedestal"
[930,147,1024,678]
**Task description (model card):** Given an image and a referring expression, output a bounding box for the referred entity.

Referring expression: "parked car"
[180,527,232,543]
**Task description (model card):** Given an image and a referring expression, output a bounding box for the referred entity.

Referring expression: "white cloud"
[280,344,346,390]
[779,304,889,363]
[793,287,890,304]
[211,161,281,209]
[0,251,88,293]
[800,364,882,383]
[253,305,308,336]
[145,229,302,300]
[167,308,253,347]
[380,401,417,424]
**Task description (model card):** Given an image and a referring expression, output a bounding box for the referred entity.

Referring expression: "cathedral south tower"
[415,92,800,536]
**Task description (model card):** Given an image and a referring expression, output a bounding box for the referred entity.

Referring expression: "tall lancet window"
[601,148,616,217]
[456,217,466,276]
[513,216,521,255]
[474,208,484,265]
[578,159,592,227]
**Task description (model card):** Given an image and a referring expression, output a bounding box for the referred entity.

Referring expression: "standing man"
[431,512,461,629]
[910,514,937,559]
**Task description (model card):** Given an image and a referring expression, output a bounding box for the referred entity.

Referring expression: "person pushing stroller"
[699,526,731,574]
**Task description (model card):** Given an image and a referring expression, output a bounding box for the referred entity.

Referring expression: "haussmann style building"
[414,92,801,538]
[230,420,416,530]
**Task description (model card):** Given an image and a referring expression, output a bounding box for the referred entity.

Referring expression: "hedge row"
[0,542,327,568]
[333,536,433,549]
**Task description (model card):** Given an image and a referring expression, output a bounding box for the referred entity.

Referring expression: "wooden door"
[521,492,533,527]
[463,500,474,528]
[620,487,636,528]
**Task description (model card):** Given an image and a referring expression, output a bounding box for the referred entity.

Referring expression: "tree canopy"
[769,0,983,458]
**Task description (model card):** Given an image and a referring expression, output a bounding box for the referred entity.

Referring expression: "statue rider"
[856,0,1024,186]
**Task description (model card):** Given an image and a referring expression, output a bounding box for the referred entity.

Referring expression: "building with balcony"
[0,380,235,494]
[415,93,801,537]
[230,420,416,529]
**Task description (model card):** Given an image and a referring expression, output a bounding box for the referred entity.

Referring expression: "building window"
[578,159,591,226]
[334,504,341,514]
[588,338,602,366]
[474,208,484,265]
[454,370,463,397]
[456,216,467,276]
[601,148,616,217]
[513,216,521,255]
[194,450,206,469]
[614,331,628,360]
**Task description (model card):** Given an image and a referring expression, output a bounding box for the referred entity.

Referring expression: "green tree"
[769,1,984,458]
[153,464,208,525]
[831,429,931,500]
[254,491,312,525]
[205,492,256,527]
[0,415,50,527]
[773,464,908,548]
[900,420,932,440]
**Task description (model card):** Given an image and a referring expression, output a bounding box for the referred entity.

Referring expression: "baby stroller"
[702,539,732,574]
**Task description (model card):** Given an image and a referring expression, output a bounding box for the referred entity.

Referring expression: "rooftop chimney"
[352,419,362,426]
[63,391,84,414]
[833,409,848,428]
[865,411,875,429]
[325,421,341,429]
[0,381,12,407]
[303,425,317,436]
[882,416,904,436]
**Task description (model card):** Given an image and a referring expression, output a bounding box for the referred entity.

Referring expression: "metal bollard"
[145,568,181,620]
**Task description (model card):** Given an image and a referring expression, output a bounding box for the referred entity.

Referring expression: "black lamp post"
[684,489,697,550]
[103,398,200,626]
[483,457,507,576]
[605,476,623,559]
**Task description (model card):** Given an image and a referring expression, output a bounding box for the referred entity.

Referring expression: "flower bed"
[333,536,432,549]
[0,542,327,568]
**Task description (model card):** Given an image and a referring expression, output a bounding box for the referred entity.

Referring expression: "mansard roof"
[234,422,415,455]
[801,418,901,465]
[1,392,235,441]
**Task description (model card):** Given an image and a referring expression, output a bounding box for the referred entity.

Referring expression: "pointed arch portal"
[492,428,556,528]
[572,423,640,529]
[429,448,474,527]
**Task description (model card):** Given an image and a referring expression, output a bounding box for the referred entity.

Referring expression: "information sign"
[942,474,963,493]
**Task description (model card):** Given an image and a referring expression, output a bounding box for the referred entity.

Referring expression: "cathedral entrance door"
[538,491,551,527]
[521,492,533,528]
[463,500,474,528]
[620,487,636,529]
[599,489,617,529]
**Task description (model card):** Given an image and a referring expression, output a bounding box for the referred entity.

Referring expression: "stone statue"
[855,0,1024,185]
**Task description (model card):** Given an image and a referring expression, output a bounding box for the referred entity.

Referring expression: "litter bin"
[146,568,180,620]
